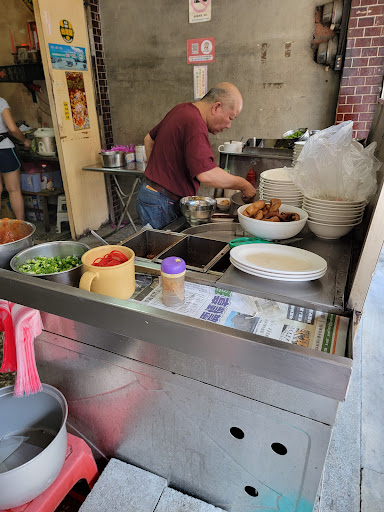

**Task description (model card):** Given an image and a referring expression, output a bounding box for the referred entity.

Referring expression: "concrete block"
[79,458,167,512]
[155,487,226,512]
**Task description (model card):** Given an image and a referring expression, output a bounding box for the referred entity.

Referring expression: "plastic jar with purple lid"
[161,256,186,306]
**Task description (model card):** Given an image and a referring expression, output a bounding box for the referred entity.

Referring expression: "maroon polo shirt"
[145,102,216,197]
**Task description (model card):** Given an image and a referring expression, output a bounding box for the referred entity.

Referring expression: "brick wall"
[335,0,384,140]
[87,0,114,148]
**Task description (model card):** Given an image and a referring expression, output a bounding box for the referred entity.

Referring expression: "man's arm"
[196,167,257,201]
[144,133,155,161]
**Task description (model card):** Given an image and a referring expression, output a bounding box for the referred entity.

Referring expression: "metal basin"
[10,241,90,286]
[155,235,228,272]
[0,384,68,509]
[0,219,35,269]
[121,229,185,259]
[180,196,217,226]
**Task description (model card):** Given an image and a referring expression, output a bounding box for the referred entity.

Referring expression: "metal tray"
[121,229,185,260]
[182,222,246,243]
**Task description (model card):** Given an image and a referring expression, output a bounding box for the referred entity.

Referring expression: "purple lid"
[161,256,186,274]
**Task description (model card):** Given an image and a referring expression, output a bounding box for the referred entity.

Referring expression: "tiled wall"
[336,0,384,140]
[88,0,114,148]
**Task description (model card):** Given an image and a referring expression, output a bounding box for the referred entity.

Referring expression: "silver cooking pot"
[0,384,68,509]
[0,219,36,269]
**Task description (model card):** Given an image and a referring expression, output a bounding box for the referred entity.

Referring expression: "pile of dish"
[303,196,366,239]
[259,168,303,207]
[292,141,306,166]
[230,243,327,281]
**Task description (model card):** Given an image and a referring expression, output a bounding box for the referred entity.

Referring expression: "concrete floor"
[1,219,383,511]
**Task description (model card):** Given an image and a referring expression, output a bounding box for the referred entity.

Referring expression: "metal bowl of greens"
[282,128,309,141]
[10,241,90,287]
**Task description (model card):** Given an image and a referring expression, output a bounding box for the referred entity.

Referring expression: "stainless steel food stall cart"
[0,122,383,512]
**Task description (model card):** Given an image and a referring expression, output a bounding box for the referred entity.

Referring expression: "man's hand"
[23,139,31,150]
[240,181,257,202]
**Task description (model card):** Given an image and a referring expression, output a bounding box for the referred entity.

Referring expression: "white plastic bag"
[286,121,381,201]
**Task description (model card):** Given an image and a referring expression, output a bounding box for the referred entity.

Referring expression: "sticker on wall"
[60,19,74,43]
[49,44,87,71]
[187,37,215,64]
[189,0,211,23]
[65,72,90,131]
[193,65,208,100]
[63,101,70,120]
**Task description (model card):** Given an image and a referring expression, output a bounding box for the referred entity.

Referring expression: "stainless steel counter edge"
[0,269,352,401]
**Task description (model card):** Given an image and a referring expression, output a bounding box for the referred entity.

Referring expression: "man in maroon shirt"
[136,82,256,229]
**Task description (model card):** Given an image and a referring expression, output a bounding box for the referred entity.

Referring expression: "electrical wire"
[37,106,51,117]
[36,93,50,107]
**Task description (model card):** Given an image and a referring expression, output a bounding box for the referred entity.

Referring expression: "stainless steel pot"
[0,384,68,509]
[10,241,90,286]
[99,151,125,168]
[0,220,36,269]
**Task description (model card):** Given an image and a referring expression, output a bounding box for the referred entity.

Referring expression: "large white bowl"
[261,191,303,199]
[307,219,361,239]
[303,208,365,222]
[308,215,364,225]
[260,168,292,182]
[238,204,308,240]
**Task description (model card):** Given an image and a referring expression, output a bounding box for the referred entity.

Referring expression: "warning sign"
[189,0,212,23]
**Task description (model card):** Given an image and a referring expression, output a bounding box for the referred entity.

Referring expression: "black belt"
[144,177,181,202]
[0,133,9,143]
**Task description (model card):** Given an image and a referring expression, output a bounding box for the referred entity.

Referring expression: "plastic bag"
[286,121,382,201]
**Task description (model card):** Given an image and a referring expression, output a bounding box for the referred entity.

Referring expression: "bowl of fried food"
[237,199,308,240]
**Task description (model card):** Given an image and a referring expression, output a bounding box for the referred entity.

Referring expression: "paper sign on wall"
[63,101,70,120]
[194,66,208,100]
[189,0,211,23]
[65,72,90,131]
[187,37,215,64]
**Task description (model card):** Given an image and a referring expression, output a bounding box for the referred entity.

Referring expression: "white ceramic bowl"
[238,204,308,240]
[260,168,292,182]
[216,197,231,212]
[303,204,366,215]
[307,219,361,239]
[308,215,363,225]
[303,206,364,219]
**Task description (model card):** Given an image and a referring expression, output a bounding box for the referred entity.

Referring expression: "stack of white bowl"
[259,168,303,207]
[303,196,366,239]
[292,141,306,166]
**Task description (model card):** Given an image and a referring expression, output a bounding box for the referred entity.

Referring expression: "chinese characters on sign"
[187,37,215,64]
[59,19,74,43]
[189,0,212,23]
[193,65,208,100]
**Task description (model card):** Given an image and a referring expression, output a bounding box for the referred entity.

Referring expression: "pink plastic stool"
[2,433,99,512]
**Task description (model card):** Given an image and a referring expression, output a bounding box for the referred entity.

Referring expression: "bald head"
[201,82,243,111]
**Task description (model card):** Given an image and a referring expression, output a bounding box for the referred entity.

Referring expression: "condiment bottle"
[161,256,186,306]
[40,164,47,190]
[246,168,256,187]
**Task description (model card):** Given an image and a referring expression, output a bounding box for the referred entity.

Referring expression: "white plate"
[230,258,326,281]
[230,256,326,278]
[230,243,327,275]
[260,168,292,182]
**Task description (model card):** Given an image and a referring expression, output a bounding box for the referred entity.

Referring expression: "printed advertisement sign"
[189,0,211,23]
[193,65,208,100]
[59,19,74,43]
[49,44,87,71]
[187,37,215,64]
[65,72,90,131]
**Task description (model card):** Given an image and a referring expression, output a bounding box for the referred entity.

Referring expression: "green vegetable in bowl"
[285,130,305,139]
[17,255,82,275]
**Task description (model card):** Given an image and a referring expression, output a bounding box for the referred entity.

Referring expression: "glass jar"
[161,257,186,306]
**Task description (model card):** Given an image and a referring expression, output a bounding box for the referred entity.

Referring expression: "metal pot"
[0,384,68,509]
[10,241,90,286]
[0,220,36,269]
[99,151,125,168]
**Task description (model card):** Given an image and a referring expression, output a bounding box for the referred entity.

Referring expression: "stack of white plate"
[292,141,306,166]
[259,168,303,207]
[230,243,327,282]
[303,196,366,239]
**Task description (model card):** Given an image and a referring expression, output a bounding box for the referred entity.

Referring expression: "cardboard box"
[20,173,41,192]
[24,195,44,221]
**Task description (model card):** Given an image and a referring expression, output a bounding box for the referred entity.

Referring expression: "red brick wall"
[335,0,384,140]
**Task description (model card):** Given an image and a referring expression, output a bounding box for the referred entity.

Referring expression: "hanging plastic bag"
[286,121,382,201]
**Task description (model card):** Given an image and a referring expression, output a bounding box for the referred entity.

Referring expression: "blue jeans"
[136,182,181,229]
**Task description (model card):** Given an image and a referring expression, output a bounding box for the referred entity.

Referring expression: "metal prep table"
[1,119,383,511]
[83,162,145,232]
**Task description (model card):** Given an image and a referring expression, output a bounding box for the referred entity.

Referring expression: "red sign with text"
[187,37,215,64]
